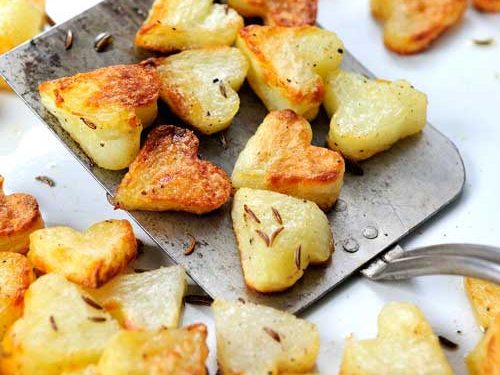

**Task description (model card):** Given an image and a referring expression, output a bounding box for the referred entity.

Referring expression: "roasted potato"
[232,110,345,211]
[466,314,500,375]
[62,366,99,375]
[28,220,137,288]
[339,302,453,375]
[115,125,232,214]
[0,253,35,339]
[232,188,333,293]
[474,0,500,11]
[91,266,186,330]
[213,299,320,375]
[228,0,317,26]
[465,278,500,330]
[371,0,467,54]
[236,25,344,120]
[98,324,209,375]
[324,70,427,161]
[135,0,243,53]
[0,175,44,254]
[153,47,248,135]
[39,64,160,170]
[0,274,120,375]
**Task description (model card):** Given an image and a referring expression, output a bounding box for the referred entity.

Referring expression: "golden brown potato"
[339,303,453,375]
[0,175,44,254]
[135,0,243,53]
[371,0,467,54]
[228,0,317,26]
[474,0,500,11]
[115,125,232,214]
[0,252,35,340]
[232,110,345,211]
[232,188,333,293]
[62,366,100,375]
[90,266,186,330]
[324,70,427,161]
[98,324,209,375]
[28,220,137,288]
[153,47,248,135]
[0,274,120,375]
[466,314,500,375]
[465,278,500,330]
[237,25,344,120]
[213,299,320,375]
[39,64,160,170]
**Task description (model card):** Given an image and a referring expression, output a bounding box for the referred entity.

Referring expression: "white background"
[1,1,499,373]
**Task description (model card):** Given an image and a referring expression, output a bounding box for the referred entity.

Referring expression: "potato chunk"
[98,324,209,375]
[371,0,467,54]
[324,70,427,161]
[237,25,343,120]
[465,278,500,330]
[153,47,248,134]
[228,0,317,26]
[213,299,320,375]
[0,253,35,339]
[28,220,137,288]
[0,274,120,375]
[474,0,500,11]
[466,314,500,375]
[39,64,160,170]
[91,266,186,330]
[135,0,243,53]
[0,176,44,254]
[115,125,232,214]
[339,302,453,375]
[232,110,344,211]
[232,188,333,293]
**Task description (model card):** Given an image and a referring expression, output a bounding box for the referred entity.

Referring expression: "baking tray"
[0,0,465,313]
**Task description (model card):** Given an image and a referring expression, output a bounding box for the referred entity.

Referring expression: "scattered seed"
[473,38,494,46]
[49,315,58,331]
[184,234,197,256]
[255,230,270,247]
[88,317,107,323]
[81,117,97,129]
[295,245,302,269]
[219,131,229,150]
[263,327,281,342]
[244,205,261,224]
[35,175,55,187]
[45,12,56,27]
[82,296,103,310]
[219,82,228,98]
[438,335,459,350]
[184,294,214,306]
[237,297,246,304]
[94,32,113,52]
[270,226,284,246]
[213,78,219,83]
[64,29,73,50]
[271,207,283,225]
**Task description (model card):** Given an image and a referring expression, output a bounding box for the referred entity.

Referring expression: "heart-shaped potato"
[153,47,249,135]
[135,0,243,53]
[324,70,427,161]
[371,0,467,54]
[0,252,35,339]
[115,125,232,214]
[474,0,500,12]
[465,278,500,330]
[0,175,44,254]
[466,314,500,375]
[237,25,343,120]
[39,64,160,170]
[28,220,137,288]
[213,299,320,375]
[232,110,344,211]
[228,0,317,26]
[232,188,333,293]
[339,303,453,375]
[0,274,120,375]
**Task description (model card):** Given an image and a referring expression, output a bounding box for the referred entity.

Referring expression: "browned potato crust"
[0,252,35,339]
[465,278,500,330]
[115,125,232,214]
[371,0,467,54]
[228,0,318,26]
[474,0,500,11]
[0,176,44,254]
[466,314,500,375]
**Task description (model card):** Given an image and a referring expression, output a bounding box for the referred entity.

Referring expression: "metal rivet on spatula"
[94,32,113,52]
[362,226,379,239]
[343,238,359,253]
[334,199,347,212]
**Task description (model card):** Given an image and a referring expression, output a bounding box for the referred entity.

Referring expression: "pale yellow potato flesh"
[324,70,427,161]
[466,314,500,375]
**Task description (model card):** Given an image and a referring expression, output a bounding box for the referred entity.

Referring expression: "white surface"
[1,1,499,373]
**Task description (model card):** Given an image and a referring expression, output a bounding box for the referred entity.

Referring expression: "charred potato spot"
[135,0,243,53]
[466,314,500,375]
[115,125,232,214]
[371,0,467,54]
[232,110,345,210]
[465,278,500,330]
[213,299,320,374]
[236,25,343,121]
[27,220,137,288]
[232,188,333,292]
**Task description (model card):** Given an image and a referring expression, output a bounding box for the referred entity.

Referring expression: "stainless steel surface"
[0,0,465,313]
[363,244,500,284]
